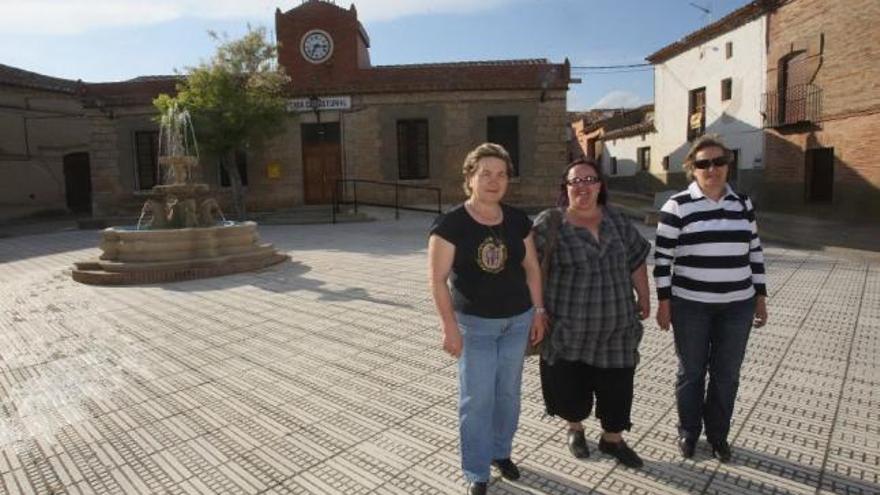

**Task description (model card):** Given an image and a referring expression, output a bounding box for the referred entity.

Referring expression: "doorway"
[63,152,92,214]
[301,123,341,204]
[805,147,833,202]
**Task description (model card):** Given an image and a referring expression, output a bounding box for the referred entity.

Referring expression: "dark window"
[637,147,651,171]
[725,41,733,59]
[397,119,429,180]
[135,131,159,190]
[610,157,618,175]
[220,150,249,187]
[721,78,733,101]
[487,116,520,176]
[687,87,706,141]
[663,155,670,171]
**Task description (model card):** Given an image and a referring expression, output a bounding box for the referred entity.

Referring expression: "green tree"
[155,26,290,219]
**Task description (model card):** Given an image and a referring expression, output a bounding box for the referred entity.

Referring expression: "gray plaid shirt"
[533,207,651,368]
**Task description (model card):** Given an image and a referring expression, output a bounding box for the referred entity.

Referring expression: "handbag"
[526,208,563,356]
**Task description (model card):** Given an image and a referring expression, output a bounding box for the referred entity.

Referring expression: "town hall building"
[0,0,572,221]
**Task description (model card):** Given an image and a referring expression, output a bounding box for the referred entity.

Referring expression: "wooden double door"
[302,123,341,204]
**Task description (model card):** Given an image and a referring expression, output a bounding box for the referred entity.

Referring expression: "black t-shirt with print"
[430,203,533,318]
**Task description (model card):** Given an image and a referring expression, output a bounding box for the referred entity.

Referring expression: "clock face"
[300,30,333,63]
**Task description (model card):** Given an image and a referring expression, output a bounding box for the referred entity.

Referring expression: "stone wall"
[0,87,89,219]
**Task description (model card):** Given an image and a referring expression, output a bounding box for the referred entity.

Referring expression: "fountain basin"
[72,221,289,285]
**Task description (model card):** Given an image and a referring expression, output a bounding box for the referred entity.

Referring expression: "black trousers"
[540,358,635,433]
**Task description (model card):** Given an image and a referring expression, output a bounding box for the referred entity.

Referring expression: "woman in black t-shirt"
[428,143,546,495]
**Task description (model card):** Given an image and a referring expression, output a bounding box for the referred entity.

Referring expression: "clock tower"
[275,0,372,93]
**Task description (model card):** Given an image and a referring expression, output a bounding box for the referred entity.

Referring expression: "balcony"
[762,84,822,128]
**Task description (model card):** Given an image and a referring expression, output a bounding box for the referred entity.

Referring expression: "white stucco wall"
[600,131,656,177]
[653,15,767,176]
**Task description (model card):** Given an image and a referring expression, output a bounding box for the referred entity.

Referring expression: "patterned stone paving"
[0,211,877,494]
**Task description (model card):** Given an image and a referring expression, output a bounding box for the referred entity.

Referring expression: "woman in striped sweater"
[653,134,768,463]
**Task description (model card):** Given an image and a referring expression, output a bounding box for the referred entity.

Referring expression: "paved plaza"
[0,211,878,494]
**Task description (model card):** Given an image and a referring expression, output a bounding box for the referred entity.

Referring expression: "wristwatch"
[535,307,546,314]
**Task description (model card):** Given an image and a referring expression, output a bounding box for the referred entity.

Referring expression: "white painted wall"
[653,15,767,177]
[600,131,656,177]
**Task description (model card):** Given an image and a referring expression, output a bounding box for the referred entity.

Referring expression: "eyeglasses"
[566,176,601,186]
[693,157,729,169]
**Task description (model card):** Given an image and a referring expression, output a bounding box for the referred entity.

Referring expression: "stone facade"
[0,84,90,219]
[0,0,571,221]
[761,0,880,219]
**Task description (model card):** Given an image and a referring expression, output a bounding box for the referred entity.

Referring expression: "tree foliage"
[154,26,290,218]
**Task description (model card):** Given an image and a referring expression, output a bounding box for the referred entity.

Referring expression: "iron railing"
[332,179,442,223]
[763,84,822,128]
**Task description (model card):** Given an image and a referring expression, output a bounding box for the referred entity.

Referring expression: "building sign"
[287,96,351,112]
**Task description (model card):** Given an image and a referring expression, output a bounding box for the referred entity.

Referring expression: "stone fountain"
[72,104,289,285]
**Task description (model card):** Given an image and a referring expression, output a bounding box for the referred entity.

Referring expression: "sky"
[0,0,752,111]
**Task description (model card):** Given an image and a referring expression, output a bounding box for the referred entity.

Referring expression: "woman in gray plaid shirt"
[533,158,651,469]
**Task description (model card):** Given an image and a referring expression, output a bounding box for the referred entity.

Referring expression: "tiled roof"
[646,0,776,64]
[2,58,568,107]
[600,121,656,140]
[580,104,654,134]
[286,59,570,96]
[81,78,180,107]
[0,63,80,94]
[375,59,551,69]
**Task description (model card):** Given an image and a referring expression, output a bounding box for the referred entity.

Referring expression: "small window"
[610,157,618,175]
[135,131,159,190]
[487,116,520,176]
[637,147,651,171]
[688,87,706,140]
[721,78,733,101]
[726,41,733,59]
[663,155,670,171]
[397,119,429,180]
[220,149,249,187]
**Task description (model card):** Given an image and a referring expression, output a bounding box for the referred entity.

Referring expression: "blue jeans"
[671,296,755,444]
[457,308,533,483]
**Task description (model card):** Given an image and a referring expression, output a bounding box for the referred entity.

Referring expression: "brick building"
[761,0,880,219]
[0,0,572,221]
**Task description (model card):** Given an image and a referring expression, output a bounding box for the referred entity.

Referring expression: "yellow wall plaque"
[266,162,282,179]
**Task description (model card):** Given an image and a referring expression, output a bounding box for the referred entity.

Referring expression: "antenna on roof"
[688,2,711,15]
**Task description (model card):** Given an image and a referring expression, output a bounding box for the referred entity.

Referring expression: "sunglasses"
[693,157,729,169]
[566,176,601,186]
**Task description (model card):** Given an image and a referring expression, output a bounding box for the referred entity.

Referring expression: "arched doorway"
[63,152,92,214]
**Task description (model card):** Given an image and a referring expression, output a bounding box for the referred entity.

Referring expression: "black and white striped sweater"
[653,182,767,303]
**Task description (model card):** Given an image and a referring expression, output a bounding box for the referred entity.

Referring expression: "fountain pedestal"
[72,221,288,285]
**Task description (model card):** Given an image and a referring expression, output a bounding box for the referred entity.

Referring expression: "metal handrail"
[762,84,823,128]
[332,179,442,223]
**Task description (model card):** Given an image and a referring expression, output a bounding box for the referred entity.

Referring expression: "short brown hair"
[682,134,732,181]
[461,143,513,196]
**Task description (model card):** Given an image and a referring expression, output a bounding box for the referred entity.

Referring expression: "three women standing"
[654,135,768,462]
[533,158,651,468]
[428,143,546,495]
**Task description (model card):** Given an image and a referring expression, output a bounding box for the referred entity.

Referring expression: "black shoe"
[711,440,732,463]
[567,429,590,459]
[467,481,487,495]
[598,437,644,468]
[678,437,696,459]
[491,458,520,481]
